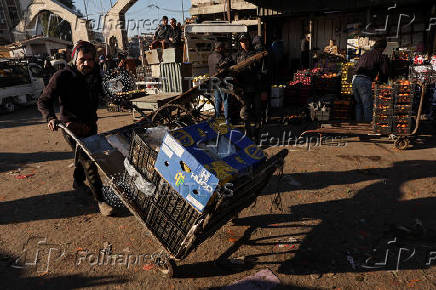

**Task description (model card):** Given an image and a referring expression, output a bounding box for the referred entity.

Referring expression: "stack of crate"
[373,81,413,135]
[145,48,192,93]
[332,98,354,120]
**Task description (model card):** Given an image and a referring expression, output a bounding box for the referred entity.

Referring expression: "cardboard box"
[162,47,183,63]
[160,62,192,93]
[145,49,162,65]
[151,64,160,78]
[154,119,266,212]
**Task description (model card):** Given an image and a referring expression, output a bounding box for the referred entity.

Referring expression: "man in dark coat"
[169,18,182,47]
[352,39,389,122]
[234,33,262,132]
[37,41,113,216]
[150,16,171,49]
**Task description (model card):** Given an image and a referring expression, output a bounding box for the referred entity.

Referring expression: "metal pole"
[181,0,185,24]
[82,0,89,20]
[227,0,232,23]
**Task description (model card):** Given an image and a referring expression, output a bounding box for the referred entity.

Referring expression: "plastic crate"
[394,103,412,114]
[395,93,413,104]
[128,130,161,183]
[373,114,391,124]
[375,97,394,106]
[374,103,393,115]
[392,120,412,135]
[122,171,201,256]
[373,122,392,134]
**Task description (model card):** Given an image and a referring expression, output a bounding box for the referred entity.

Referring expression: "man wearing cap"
[234,33,262,135]
[352,39,389,122]
[37,41,114,216]
[150,16,171,49]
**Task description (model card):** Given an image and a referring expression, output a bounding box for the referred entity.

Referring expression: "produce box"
[162,47,183,63]
[154,119,266,212]
[151,64,161,78]
[145,49,162,65]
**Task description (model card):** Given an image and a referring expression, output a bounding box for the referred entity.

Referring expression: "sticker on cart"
[186,194,204,211]
[161,143,173,158]
[191,169,214,193]
[164,134,185,157]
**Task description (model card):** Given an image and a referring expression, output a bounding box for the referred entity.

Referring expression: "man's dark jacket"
[170,25,182,44]
[355,48,389,82]
[37,65,103,126]
[154,24,171,41]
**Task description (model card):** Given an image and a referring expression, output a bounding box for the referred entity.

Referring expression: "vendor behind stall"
[352,39,389,122]
[301,33,311,69]
[324,39,338,55]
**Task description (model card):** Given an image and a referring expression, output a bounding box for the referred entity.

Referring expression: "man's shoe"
[98,202,114,216]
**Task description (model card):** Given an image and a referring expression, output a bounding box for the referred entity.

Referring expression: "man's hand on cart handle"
[48,118,59,132]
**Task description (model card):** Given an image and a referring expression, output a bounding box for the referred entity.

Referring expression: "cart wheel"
[394,137,410,150]
[156,257,175,277]
[152,104,196,129]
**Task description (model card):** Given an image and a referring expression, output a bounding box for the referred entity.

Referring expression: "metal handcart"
[58,121,288,277]
[300,80,429,150]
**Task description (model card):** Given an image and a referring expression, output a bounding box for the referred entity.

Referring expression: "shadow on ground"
[0,249,127,290]
[0,106,45,129]
[173,159,436,278]
[0,190,98,225]
[0,151,73,173]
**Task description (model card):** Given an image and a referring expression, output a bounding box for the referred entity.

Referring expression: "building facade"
[190,0,258,27]
[0,0,26,44]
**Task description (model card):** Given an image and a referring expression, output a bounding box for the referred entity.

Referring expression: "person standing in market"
[37,41,114,216]
[150,16,171,49]
[234,33,262,135]
[352,39,389,122]
[301,33,311,69]
[208,41,232,124]
[169,18,182,47]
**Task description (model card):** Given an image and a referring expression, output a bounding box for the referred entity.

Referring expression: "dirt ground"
[1,106,435,289]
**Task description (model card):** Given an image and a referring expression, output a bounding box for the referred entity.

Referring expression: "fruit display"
[192,74,209,87]
[410,65,435,84]
[293,70,312,86]
[341,62,355,95]
[373,80,414,135]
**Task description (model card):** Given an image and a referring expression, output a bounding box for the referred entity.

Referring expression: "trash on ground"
[222,268,281,290]
[15,173,35,179]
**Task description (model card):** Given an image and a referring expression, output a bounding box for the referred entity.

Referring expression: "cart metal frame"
[300,81,428,150]
[58,121,288,277]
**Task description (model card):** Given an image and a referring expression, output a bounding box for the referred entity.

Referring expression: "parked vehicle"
[0,60,44,113]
